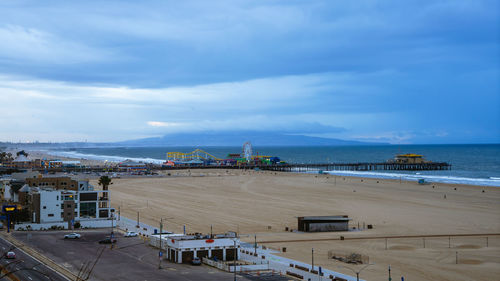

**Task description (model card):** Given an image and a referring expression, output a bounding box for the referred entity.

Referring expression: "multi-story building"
[10,176,113,230]
[26,176,79,191]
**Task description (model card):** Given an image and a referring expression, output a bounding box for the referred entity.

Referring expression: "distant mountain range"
[116,131,384,146]
[1,131,386,148]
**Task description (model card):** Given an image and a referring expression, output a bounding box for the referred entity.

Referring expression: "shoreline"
[23,149,500,187]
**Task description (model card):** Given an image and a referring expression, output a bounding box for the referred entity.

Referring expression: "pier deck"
[22,162,450,173]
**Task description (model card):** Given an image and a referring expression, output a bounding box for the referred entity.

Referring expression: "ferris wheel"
[242,141,252,162]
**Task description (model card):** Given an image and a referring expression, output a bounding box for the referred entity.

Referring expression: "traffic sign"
[159,251,163,257]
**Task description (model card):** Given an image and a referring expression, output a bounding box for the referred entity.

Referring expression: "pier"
[16,161,451,174]
[158,162,451,172]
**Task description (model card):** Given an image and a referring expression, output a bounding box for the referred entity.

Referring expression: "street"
[0,235,68,281]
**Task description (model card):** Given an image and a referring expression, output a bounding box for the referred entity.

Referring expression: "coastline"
[25,149,500,187]
[6,149,500,280]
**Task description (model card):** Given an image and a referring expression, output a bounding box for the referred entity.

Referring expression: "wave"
[322,170,500,187]
[46,150,165,164]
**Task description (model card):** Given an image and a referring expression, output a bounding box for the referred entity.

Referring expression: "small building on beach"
[150,233,240,264]
[393,154,428,164]
[298,216,350,232]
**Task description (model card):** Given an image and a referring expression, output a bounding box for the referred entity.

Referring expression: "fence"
[238,247,360,281]
[202,257,269,272]
[327,250,369,264]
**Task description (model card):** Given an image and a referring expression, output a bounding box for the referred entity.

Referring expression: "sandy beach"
[18,150,500,280]
[85,169,500,281]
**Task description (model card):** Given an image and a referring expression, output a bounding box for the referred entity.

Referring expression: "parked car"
[191,257,201,265]
[64,233,81,239]
[124,231,138,237]
[5,251,16,259]
[99,237,117,244]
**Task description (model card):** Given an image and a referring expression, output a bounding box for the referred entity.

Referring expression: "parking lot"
[13,230,254,281]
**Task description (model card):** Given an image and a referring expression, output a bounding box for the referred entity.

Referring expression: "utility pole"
[137,211,140,227]
[110,213,115,249]
[388,265,392,281]
[159,218,163,269]
[254,234,257,255]
[311,248,314,271]
[234,239,237,281]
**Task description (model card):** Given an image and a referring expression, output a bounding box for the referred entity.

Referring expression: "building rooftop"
[299,216,350,221]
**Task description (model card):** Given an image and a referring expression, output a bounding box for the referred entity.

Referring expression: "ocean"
[46,144,500,187]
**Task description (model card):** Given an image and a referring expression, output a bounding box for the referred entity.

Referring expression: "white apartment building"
[30,185,112,226]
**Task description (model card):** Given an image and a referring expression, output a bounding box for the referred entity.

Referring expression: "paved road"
[0,235,69,281]
[14,230,254,281]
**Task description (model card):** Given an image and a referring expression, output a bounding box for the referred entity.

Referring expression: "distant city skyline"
[0,0,498,144]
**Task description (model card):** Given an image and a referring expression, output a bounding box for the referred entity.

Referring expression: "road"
[0,235,69,281]
[13,230,254,281]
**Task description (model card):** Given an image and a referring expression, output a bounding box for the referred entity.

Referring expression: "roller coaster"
[166,149,221,162]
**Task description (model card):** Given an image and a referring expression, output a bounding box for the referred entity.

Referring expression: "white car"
[124,231,138,237]
[5,251,16,259]
[64,233,81,239]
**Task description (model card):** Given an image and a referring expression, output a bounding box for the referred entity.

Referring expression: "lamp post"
[337,263,374,281]
[110,212,115,249]
[311,248,314,271]
[254,234,257,255]
[159,218,163,269]
[234,239,237,281]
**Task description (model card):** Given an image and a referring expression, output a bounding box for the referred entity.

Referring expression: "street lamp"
[337,263,374,281]
[159,218,163,269]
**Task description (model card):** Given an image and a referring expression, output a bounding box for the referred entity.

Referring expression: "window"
[56,196,59,200]
[43,206,46,209]
[67,204,71,208]
[48,214,54,217]
[79,202,97,218]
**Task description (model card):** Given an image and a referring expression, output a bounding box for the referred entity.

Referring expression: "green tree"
[98,176,113,190]
[16,150,28,157]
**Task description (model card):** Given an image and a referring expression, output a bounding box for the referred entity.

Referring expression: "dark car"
[98,237,117,244]
[191,257,201,265]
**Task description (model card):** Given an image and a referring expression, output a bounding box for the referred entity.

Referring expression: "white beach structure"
[150,233,240,264]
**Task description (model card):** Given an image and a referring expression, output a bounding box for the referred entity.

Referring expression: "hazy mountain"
[116,131,384,146]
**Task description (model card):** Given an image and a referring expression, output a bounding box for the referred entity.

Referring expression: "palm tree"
[98,176,112,190]
[98,176,112,200]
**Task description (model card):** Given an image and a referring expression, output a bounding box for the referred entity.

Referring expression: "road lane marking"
[28,276,33,280]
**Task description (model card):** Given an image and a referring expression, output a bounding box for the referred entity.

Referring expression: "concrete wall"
[15,218,113,230]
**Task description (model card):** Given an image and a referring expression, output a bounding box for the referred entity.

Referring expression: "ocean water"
[47,144,500,186]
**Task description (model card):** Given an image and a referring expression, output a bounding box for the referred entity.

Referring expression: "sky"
[0,0,499,144]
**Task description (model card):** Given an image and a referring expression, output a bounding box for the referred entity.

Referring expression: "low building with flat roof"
[298,216,350,232]
[150,233,239,264]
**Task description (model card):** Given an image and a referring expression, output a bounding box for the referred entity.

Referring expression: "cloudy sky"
[0,0,498,144]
